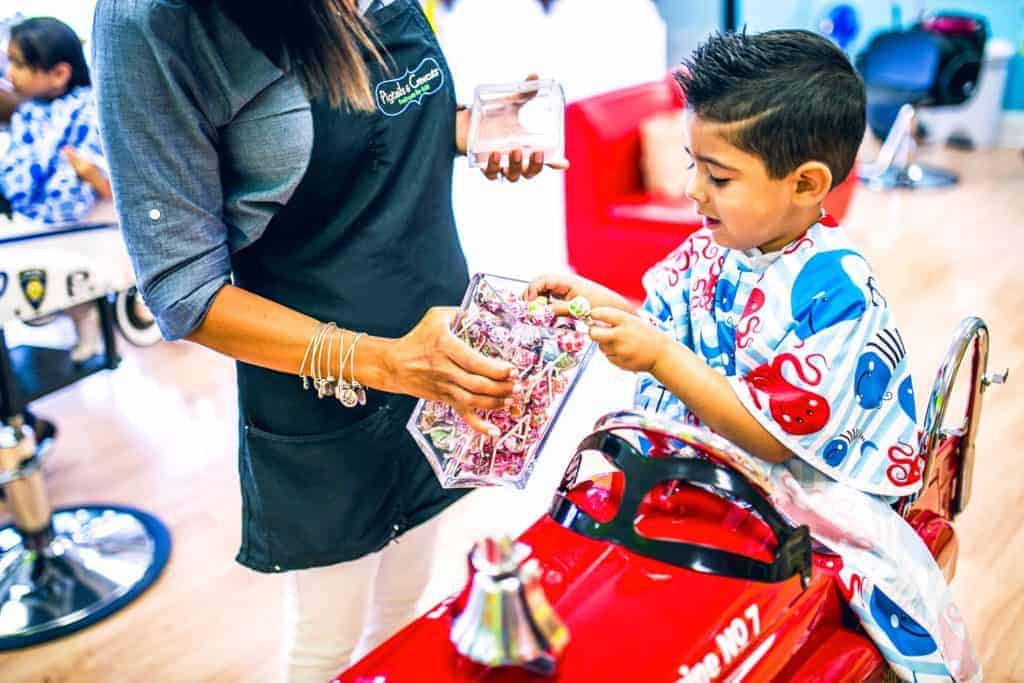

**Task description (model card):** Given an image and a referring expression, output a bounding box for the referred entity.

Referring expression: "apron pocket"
[243,403,401,567]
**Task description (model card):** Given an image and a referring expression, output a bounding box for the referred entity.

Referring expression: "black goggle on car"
[549,410,812,588]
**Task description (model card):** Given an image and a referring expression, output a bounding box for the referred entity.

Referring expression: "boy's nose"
[685,171,707,205]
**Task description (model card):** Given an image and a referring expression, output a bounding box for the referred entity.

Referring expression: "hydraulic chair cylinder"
[0,419,53,536]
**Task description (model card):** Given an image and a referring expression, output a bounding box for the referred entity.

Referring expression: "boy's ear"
[791,161,833,207]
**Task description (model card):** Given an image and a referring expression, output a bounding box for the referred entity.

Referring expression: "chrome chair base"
[859,103,960,192]
[0,505,171,650]
[860,163,959,191]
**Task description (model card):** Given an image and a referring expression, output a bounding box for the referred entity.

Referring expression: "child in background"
[2,17,110,224]
[2,17,112,363]
[530,30,979,682]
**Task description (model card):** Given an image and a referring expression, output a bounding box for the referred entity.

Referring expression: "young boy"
[530,30,978,682]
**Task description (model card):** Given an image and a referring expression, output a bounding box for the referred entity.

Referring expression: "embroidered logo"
[19,269,46,310]
[375,57,445,117]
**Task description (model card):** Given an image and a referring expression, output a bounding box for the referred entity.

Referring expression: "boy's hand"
[526,274,633,316]
[588,307,672,373]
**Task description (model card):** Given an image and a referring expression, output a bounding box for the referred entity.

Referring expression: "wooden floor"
[2,145,1023,681]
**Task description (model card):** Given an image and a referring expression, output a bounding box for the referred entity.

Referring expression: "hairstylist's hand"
[525,273,634,316]
[456,74,570,182]
[385,307,517,435]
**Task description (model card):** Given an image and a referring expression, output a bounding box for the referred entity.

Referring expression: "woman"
[91,0,560,679]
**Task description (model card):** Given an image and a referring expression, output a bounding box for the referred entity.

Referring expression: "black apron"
[230,0,470,572]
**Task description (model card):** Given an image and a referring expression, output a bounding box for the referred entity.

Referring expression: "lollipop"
[567,295,592,323]
[413,276,595,488]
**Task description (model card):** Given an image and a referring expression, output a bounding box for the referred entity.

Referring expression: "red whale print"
[745,353,831,435]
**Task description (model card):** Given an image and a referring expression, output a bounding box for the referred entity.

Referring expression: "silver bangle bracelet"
[300,323,366,408]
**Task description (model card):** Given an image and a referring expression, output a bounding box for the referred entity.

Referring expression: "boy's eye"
[709,175,730,186]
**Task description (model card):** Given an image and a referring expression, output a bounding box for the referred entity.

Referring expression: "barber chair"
[856,14,990,190]
[0,221,171,650]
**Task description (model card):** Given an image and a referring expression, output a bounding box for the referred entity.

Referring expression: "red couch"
[564,74,857,301]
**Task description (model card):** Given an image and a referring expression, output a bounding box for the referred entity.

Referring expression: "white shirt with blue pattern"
[1,86,105,224]
[635,218,922,498]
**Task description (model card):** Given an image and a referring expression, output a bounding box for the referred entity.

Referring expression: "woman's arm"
[92,3,515,434]
[189,284,517,434]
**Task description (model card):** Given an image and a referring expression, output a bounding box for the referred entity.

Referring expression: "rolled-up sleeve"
[92,0,230,340]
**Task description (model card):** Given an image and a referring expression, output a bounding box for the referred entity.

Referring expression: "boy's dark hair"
[11,17,91,93]
[676,29,866,188]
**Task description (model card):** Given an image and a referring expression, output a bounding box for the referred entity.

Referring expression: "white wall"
[2,1,96,44]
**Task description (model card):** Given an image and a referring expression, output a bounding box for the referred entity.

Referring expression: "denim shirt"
[92,0,316,340]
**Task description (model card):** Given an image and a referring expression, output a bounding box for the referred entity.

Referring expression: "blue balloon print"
[899,376,917,422]
[21,132,34,145]
[790,250,867,339]
[823,438,848,467]
[823,431,876,468]
[855,351,890,409]
[716,279,737,312]
[869,588,938,657]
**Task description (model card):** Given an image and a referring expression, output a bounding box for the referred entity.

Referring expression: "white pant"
[283,515,441,683]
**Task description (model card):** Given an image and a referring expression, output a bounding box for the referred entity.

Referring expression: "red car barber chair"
[336,316,1003,681]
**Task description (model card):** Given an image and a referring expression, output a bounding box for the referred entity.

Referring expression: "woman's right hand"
[384,307,517,436]
[525,273,634,315]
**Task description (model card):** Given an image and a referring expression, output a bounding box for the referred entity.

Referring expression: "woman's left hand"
[588,307,673,374]
[455,73,570,182]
